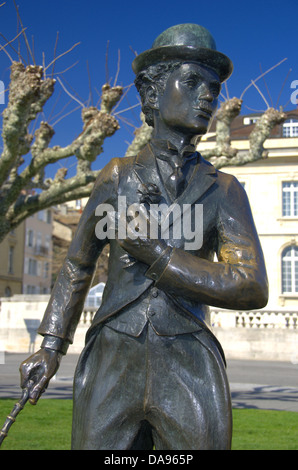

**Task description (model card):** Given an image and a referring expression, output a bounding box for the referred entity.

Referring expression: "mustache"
[193,101,214,116]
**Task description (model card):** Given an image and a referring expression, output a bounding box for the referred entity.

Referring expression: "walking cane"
[0,385,31,448]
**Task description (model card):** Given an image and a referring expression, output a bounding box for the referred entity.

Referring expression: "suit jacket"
[38,144,268,348]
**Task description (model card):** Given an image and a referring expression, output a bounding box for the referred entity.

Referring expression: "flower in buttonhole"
[137,183,162,204]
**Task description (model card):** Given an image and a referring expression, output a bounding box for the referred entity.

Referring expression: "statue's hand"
[116,201,167,265]
[118,235,166,266]
[19,348,62,404]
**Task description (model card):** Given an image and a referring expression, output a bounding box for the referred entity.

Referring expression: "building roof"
[206,108,298,141]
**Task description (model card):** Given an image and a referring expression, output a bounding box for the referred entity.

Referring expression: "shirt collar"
[150,139,197,166]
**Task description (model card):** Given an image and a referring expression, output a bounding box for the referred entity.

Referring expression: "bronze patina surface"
[19,24,268,450]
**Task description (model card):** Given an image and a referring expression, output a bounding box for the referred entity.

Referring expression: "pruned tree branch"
[125,112,153,157]
[0,59,123,242]
[206,106,286,169]
[200,97,243,160]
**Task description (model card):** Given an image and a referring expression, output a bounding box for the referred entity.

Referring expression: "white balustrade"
[79,309,96,326]
[78,307,298,329]
[210,309,298,329]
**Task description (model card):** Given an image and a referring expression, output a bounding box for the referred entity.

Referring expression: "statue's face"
[157,62,220,136]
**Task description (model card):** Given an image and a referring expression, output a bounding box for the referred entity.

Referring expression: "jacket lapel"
[132,145,217,230]
[133,144,172,206]
[176,154,217,207]
[134,145,217,200]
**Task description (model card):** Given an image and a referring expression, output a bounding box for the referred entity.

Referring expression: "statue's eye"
[183,79,197,88]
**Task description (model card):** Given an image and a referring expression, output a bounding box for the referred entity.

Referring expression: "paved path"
[227,359,298,412]
[1,353,298,412]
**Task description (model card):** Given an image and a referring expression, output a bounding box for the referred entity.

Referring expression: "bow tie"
[151,139,197,165]
[150,140,197,199]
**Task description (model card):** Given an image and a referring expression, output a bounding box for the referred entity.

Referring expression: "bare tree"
[0,4,125,243]
[199,99,286,169]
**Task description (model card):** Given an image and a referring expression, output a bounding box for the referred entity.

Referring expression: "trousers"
[71,323,232,450]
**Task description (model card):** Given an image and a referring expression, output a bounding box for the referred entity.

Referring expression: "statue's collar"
[150,138,196,160]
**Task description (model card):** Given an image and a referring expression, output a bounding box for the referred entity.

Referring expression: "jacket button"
[151,287,158,298]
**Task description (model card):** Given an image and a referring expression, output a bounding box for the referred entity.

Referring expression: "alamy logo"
[290,80,298,105]
[0,80,4,104]
[95,196,203,250]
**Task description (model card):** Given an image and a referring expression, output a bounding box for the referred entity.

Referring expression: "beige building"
[58,197,89,213]
[23,209,53,295]
[198,109,298,310]
[0,224,25,297]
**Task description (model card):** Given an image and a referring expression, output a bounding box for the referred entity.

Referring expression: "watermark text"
[290,80,298,105]
[0,80,4,104]
[95,196,203,251]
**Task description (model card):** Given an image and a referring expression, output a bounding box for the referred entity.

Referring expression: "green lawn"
[0,399,72,450]
[0,399,297,450]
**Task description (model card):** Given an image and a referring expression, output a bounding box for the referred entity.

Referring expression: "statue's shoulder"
[214,166,248,200]
[198,155,247,199]
[95,155,137,186]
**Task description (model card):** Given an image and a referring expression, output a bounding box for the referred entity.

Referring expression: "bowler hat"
[132,23,233,83]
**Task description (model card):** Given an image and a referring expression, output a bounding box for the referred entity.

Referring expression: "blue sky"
[0,0,297,176]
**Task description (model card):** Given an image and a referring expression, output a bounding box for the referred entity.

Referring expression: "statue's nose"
[198,83,214,102]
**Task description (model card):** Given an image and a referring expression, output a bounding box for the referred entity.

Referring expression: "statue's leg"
[145,327,232,450]
[71,325,153,450]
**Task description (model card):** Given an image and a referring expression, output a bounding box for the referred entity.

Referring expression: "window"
[282,246,298,294]
[5,286,12,297]
[46,210,52,224]
[26,285,36,294]
[45,235,51,253]
[44,262,49,278]
[85,283,105,309]
[243,117,260,125]
[36,232,42,251]
[38,211,44,222]
[282,182,298,217]
[25,258,42,276]
[27,229,34,247]
[8,246,14,274]
[28,259,37,275]
[283,119,298,138]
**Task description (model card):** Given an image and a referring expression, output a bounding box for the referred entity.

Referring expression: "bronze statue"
[19,24,268,450]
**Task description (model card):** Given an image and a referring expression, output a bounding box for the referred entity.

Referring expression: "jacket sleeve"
[146,174,268,311]
[38,158,121,350]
